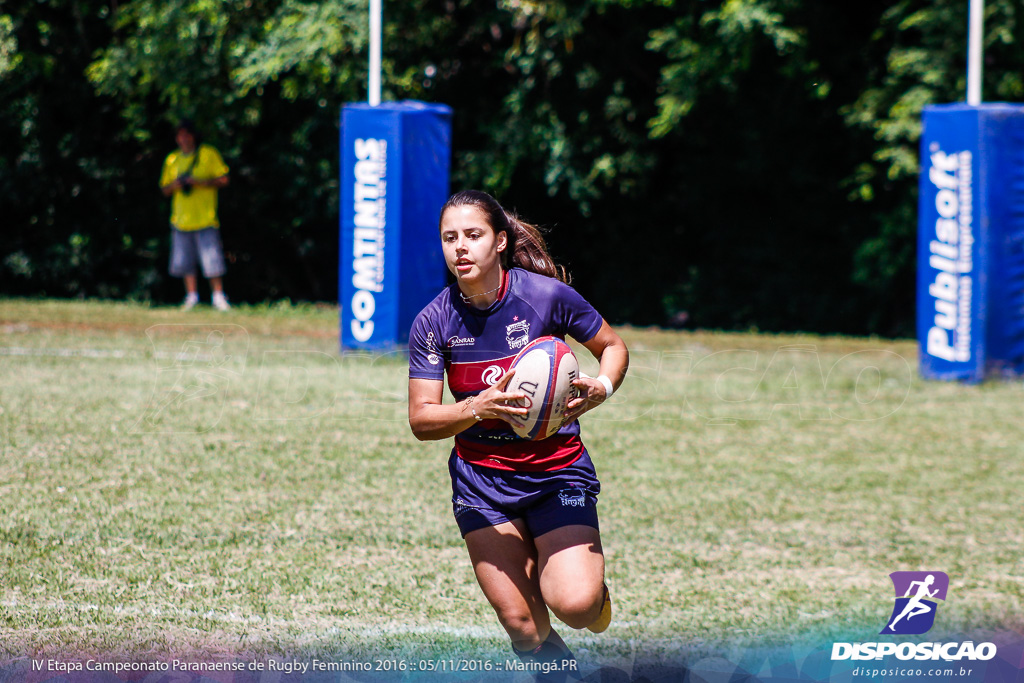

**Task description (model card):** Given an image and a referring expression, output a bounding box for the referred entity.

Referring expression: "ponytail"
[503,211,569,284]
[440,190,569,283]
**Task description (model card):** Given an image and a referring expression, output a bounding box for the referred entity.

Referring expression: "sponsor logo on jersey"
[425,331,440,365]
[447,356,515,394]
[482,365,504,386]
[447,335,476,348]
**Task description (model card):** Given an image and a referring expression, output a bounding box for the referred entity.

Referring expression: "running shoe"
[587,584,612,633]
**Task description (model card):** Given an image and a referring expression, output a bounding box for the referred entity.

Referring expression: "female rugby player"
[407,190,629,679]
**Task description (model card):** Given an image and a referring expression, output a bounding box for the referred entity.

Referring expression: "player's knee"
[497,610,542,647]
[549,588,603,629]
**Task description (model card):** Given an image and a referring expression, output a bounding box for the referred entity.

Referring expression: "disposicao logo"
[831,571,997,663]
[880,571,949,635]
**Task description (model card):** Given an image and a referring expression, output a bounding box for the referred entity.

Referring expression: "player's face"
[439,205,507,286]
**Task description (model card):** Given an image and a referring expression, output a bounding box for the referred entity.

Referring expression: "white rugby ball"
[506,336,580,441]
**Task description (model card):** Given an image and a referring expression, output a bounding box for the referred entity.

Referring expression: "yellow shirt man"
[159,143,230,231]
[160,121,231,310]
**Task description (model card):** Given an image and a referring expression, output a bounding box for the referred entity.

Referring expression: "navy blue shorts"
[449,450,601,539]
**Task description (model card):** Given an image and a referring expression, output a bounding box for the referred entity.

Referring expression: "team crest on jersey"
[506,319,530,350]
[425,331,441,365]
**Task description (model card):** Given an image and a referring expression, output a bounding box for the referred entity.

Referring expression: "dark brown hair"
[175,118,202,146]
[439,190,568,283]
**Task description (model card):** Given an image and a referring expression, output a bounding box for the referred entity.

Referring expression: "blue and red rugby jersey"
[409,267,604,472]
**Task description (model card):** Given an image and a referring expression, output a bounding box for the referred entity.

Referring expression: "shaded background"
[2,0,1023,336]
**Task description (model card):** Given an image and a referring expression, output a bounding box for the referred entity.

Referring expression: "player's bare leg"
[466,520,578,680]
[466,519,550,649]
[534,525,607,630]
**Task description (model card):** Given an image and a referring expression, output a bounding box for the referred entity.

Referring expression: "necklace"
[460,283,502,303]
[459,272,504,304]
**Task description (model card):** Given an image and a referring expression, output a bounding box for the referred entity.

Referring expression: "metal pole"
[369,0,382,106]
[967,0,983,105]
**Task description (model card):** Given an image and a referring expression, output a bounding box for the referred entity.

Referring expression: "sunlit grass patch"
[1,299,1022,664]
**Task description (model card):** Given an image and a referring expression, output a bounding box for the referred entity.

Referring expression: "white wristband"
[596,375,614,398]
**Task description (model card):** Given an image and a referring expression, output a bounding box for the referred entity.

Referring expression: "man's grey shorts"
[169,227,226,278]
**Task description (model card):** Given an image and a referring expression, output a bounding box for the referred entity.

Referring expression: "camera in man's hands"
[179,173,194,195]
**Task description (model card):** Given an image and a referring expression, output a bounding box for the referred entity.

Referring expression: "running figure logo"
[881,571,949,635]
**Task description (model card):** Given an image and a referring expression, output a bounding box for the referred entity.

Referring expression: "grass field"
[1,299,1022,676]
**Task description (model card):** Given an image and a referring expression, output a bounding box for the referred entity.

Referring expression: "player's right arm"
[408,373,528,441]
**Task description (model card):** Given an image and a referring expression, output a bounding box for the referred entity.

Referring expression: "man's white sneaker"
[212,292,231,311]
[182,294,199,311]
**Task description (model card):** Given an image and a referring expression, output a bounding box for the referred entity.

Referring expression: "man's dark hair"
[175,118,202,145]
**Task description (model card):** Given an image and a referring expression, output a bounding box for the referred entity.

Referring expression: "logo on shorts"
[506,319,530,350]
[881,571,949,635]
[558,487,587,508]
[453,496,472,518]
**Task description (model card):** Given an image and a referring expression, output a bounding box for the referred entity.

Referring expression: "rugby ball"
[506,336,580,441]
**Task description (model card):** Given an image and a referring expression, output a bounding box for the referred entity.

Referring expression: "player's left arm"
[564,320,628,421]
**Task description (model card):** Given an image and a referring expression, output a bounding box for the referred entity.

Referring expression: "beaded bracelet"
[466,395,483,421]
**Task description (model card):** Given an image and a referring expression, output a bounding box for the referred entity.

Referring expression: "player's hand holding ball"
[468,369,530,423]
[563,373,612,424]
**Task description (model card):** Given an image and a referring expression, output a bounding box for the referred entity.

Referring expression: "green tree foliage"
[1,0,371,302]
[635,0,898,331]
[647,0,807,138]
[0,14,19,77]
[453,0,895,330]
[842,0,1024,333]
[0,0,140,299]
[2,0,1022,335]
[83,0,371,301]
